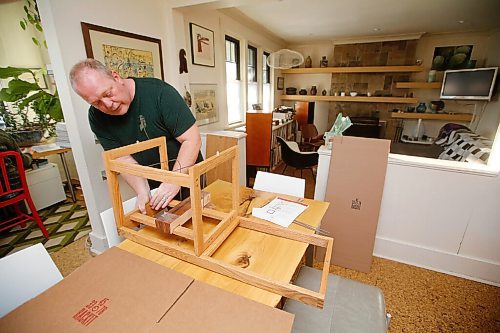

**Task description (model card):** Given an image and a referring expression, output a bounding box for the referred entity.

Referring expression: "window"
[247,45,258,110]
[225,36,243,124]
[262,52,271,111]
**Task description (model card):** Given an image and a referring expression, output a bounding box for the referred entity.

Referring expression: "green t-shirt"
[89,78,202,176]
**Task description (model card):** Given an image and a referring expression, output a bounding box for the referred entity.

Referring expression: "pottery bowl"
[350,92,358,97]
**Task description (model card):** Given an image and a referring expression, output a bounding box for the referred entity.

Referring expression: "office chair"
[0,151,48,238]
[277,136,318,180]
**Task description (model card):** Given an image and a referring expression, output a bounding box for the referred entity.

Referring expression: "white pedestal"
[25,163,66,210]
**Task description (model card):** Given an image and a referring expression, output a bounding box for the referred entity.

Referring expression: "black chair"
[277,136,318,179]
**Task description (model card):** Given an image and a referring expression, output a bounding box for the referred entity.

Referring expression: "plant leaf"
[32,37,40,46]
[35,22,43,32]
[18,90,45,110]
[0,67,33,79]
[8,79,40,95]
[19,20,26,30]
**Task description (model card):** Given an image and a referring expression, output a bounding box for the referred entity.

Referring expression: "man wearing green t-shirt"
[70,59,202,214]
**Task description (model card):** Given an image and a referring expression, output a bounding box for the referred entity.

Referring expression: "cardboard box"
[0,247,293,332]
[318,136,390,273]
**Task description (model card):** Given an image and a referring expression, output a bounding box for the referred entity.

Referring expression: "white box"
[25,163,66,210]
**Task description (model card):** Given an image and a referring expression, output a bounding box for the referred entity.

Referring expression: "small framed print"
[277,76,284,90]
[191,84,218,125]
[189,23,215,67]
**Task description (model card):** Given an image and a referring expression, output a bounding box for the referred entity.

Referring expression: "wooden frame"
[190,83,218,126]
[81,22,164,80]
[189,23,215,67]
[277,76,284,90]
[103,138,333,308]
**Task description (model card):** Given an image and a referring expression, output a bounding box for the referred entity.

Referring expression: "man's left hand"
[150,183,181,210]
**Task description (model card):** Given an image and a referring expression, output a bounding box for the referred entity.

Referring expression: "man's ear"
[111,71,122,82]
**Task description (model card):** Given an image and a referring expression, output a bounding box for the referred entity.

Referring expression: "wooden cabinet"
[245,111,295,184]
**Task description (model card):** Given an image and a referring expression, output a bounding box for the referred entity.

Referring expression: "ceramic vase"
[310,85,317,95]
[320,56,328,68]
[416,102,427,113]
[305,56,312,68]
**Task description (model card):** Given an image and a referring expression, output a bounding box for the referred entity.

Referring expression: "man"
[70,59,202,214]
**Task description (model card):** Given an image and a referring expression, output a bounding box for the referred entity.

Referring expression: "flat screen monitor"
[440,67,498,101]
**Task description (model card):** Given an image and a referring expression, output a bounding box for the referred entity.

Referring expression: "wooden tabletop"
[31,147,71,159]
[117,180,329,307]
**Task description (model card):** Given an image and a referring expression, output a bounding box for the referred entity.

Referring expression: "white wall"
[179,7,285,130]
[37,0,284,253]
[38,0,180,253]
[0,1,46,68]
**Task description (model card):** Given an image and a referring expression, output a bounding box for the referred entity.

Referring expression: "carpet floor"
[0,202,90,258]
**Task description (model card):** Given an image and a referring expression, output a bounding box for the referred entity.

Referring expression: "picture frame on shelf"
[189,23,215,67]
[81,22,164,80]
[277,77,284,90]
[190,84,218,125]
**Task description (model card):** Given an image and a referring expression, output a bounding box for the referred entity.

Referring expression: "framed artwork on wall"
[80,22,164,80]
[277,77,284,90]
[189,23,215,67]
[191,84,217,125]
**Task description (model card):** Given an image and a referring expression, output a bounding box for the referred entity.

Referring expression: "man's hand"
[150,183,181,211]
[136,191,150,214]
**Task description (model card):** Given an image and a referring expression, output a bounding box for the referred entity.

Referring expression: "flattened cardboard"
[153,281,294,333]
[0,247,193,333]
[0,247,294,333]
[318,136,390,273]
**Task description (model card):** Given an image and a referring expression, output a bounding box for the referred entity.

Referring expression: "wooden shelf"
[390,112,473,121]
[279,95,418,104]
[281,65,424,74]
[395,82,442,89]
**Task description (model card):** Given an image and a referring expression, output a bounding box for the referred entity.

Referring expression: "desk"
[118,180,329,307]
[32,147,76,202]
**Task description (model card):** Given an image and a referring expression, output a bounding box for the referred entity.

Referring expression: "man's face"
[75,69,132,116]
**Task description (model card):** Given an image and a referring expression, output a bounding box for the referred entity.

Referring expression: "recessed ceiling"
[231,0,500,44]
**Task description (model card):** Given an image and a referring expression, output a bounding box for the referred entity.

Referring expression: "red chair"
[0,151,49,238]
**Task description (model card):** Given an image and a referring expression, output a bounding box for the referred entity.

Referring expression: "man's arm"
[115,155,151,214]
[150,124,201,210]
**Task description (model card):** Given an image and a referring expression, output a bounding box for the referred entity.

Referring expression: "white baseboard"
[374,236,500,287]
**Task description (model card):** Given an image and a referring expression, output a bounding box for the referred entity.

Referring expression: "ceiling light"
[458,20,465,24]
[373,28,381,32]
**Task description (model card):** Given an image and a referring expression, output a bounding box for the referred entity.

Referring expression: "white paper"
[252,197,308,227]
[253,171,305,198]
[31,143,61,152]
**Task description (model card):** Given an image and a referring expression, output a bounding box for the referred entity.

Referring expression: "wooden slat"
[239,217,328,247]
[231,147,240,212]
[172,226,194,240]
[202,214,240,257]
[102,152,124,229]
[202,208,227,220]
[279,95,418,104]
[193,145,238,176]
[104,137,165,160]
[281,65,424,74]
[109,160,191,187]
[319,238,333,295]
[203,210,238,253]
[129,212,156,228]
[189,165,204,255]
[169,210,192,232]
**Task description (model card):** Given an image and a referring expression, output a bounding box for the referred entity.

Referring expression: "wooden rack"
[282,65,424,74]
[279,95,418,104]
[103,137,333,308]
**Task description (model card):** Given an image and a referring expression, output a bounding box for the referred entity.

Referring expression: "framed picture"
[191,84,218,125]
[81,22,164,80]
[431,45,474,71]
[189,23,215,67]
[277,77,284,90]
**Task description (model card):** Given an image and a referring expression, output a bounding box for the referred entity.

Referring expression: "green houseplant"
[0,66,63,144]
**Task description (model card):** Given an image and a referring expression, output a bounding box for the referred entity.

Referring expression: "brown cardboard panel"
[153,281,294,333]
[0,247,193,333]
[319,136,390,273]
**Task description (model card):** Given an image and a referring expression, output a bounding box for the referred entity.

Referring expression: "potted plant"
[0,66,63,145]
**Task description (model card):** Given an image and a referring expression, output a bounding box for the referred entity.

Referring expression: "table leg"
[58,152,77,202]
